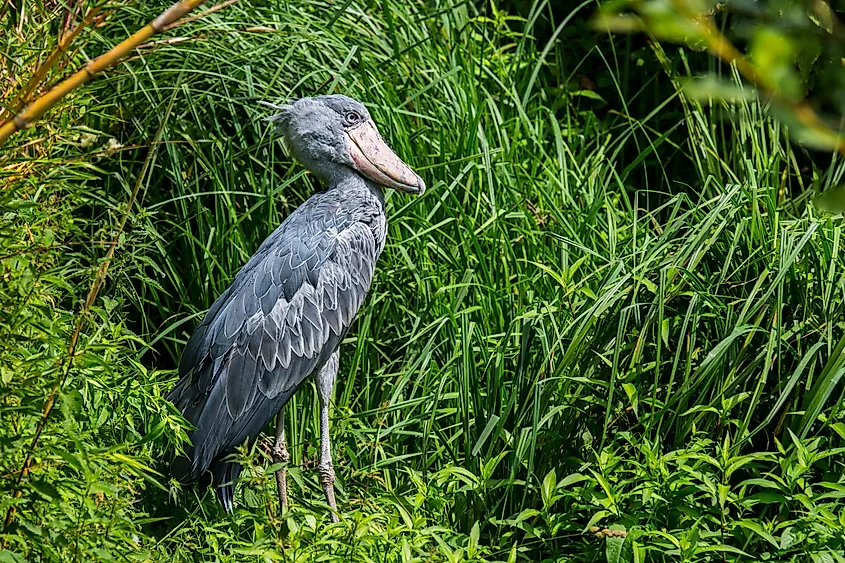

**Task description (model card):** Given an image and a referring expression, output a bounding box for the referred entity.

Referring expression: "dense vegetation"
[3,1,845,561]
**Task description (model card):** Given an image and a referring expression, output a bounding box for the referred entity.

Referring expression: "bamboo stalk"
[0,6,103,124]
[0,0,208,148]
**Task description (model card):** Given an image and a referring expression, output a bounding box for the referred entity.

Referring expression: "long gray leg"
[273,406,289,514]
[315,351,339,523]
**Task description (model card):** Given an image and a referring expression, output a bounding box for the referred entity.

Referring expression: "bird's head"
[260,95,425,194]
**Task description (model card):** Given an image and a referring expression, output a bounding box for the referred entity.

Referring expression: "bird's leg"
[315,352,339,523]
[318,397,338,522]
[273,406,289,514]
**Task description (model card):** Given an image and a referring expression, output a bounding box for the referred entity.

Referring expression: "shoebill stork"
[166,95,424,521]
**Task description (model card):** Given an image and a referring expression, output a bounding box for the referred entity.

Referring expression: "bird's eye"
[345,111,361,125]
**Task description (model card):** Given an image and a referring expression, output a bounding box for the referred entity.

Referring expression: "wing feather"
[225,348,259,420]
[223,292,245,338]
[259,320,278,371]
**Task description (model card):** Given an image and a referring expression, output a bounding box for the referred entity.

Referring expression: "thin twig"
[162,0,239,31]
[137,37,193,49]
[2,88,178,536]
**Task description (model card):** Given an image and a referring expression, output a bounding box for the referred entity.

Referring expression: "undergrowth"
[3,1,845,561]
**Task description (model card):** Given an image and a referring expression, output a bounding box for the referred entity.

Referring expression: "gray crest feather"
[258,100,296,135]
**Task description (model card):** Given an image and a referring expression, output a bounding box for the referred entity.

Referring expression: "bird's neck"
[322,166,385,207]
[296,152,385,206]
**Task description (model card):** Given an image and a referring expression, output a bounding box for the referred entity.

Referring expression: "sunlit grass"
[3,0,845,561]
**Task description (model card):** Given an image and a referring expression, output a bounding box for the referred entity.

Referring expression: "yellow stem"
[0,0,207,148]
[0,7,103,123]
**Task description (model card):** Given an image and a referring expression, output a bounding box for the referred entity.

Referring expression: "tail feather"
[171,450,242,513]
[212,460,242,514]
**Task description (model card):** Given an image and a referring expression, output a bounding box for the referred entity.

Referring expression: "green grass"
[3,1,845,561]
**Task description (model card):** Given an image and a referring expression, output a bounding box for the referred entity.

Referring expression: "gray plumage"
[166,95,424,515]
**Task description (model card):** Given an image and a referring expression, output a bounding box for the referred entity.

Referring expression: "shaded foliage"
[3,1,845,562]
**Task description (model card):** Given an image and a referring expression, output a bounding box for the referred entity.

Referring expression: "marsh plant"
[2,1,845,561]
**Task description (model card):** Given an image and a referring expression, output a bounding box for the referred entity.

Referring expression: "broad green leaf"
[681,75,757,103]
[735,520,779,547]
[541,469,557,508]
[606,534,625,563]
[815,185,845,214]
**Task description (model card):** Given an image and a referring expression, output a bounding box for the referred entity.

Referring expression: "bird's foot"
[318,461,338,523]
[272,439,290,464]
